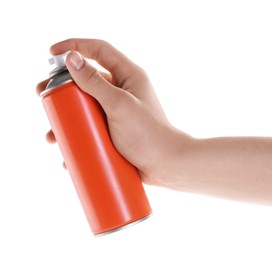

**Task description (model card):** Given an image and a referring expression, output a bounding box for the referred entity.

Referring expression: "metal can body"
[41,80,152,235]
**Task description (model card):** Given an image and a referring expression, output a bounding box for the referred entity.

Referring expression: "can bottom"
[94,213,153,237]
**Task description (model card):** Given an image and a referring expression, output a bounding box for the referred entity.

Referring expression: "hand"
[36,38,188,187]
[37,38,272,205]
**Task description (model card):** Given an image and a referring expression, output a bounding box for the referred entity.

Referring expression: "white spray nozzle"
[48,51,71,77]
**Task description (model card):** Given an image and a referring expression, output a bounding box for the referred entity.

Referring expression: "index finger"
[50,38,141,85]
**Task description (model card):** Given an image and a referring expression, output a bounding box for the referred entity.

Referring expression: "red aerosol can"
[40,52,152,236]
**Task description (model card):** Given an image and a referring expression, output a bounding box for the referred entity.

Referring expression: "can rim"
[94,213,153,237]
[40,78,73,97]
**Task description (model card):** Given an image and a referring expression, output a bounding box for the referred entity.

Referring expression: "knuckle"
[135,65,149,80]
[59,38,80,52]
[80,69,104,95]
[95,39,110,48]
[93,39,112,61]
[86,69,102,86]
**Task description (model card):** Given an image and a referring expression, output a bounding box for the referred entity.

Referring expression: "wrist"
[141,123,196,189]
[161,126,196,189]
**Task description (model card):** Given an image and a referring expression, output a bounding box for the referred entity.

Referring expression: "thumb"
[65,51,122,113]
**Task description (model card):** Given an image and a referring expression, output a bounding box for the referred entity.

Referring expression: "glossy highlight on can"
[40,52,152,236]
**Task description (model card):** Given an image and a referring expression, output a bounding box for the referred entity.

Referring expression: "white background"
[1,0,272,259]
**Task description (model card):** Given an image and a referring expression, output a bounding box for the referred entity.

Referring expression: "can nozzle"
[49,51,71,77]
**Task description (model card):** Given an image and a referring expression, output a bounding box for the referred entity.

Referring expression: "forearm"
[164,132,272,205]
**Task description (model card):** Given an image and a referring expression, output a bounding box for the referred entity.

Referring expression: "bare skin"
[36,38,272,206]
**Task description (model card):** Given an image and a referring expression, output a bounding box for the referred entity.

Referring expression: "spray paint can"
[40,52,152,236]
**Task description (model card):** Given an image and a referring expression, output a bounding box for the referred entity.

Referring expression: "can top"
[40,51,73,96]
[49,51,71,77]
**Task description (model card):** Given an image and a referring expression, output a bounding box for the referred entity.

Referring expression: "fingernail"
[69,52,84,70]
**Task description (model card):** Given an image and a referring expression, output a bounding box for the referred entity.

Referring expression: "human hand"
[36,38,186,187]
[38,39,272,205]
